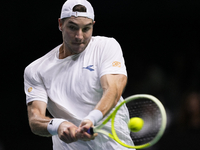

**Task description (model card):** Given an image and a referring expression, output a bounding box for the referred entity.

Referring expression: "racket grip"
[87,127,94,135]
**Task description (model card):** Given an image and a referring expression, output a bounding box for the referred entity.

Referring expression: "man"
[24,0,134,149]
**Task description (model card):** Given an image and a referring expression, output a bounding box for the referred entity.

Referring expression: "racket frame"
[91,94,167,149]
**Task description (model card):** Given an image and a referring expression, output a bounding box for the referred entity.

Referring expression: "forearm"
[95,74,127,117]
[28,101,73,141]
[27,101,52,137]
[28,111,52,137]
[95,87,118,116]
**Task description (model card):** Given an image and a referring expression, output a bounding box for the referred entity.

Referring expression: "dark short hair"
[73,4,87,12]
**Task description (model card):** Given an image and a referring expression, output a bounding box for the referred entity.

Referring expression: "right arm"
[27,100,78,143]
[27,101,52,137]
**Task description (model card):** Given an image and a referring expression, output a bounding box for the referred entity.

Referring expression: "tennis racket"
[87,94,167,149]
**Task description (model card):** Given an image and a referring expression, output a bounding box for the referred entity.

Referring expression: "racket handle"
[87,127,94,135]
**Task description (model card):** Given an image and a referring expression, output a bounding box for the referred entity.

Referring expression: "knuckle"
[60,134,66,140]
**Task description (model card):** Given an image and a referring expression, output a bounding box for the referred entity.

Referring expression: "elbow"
[29,119,38,135]
[28,119,40,136]
[30,127,37,135]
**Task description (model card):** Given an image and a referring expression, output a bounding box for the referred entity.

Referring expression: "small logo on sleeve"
[28,87,33,92]
[112,61,121,67]
[83,65,94,71]
[49,120,53,125]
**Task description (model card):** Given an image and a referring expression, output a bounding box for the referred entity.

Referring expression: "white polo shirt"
[24,36,133,150]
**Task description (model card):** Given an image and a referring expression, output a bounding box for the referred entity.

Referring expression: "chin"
[73,46,86,54]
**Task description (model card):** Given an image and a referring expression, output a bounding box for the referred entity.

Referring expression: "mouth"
[73,43,83,46]
[72,42,84,45]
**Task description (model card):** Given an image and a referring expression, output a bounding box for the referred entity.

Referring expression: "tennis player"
[24,0,134,149]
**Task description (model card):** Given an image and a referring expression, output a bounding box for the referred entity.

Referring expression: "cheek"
[63,31,74,41]
[84,32,93,41]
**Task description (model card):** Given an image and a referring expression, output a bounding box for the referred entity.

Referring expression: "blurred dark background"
[1,0,200,149]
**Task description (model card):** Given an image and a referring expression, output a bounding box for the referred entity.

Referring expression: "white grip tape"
[47,118,67,135]
[84,110,103,126]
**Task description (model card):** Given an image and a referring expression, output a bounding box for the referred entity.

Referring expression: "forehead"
[64,17,93,26]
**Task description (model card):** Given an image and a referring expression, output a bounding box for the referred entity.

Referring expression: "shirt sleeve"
[99,38,127,77]
[24,65,48,105]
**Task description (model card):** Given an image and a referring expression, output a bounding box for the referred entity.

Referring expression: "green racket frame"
[92,94,167,149]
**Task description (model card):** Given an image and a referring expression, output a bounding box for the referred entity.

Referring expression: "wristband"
[84,110,103,126]
[47,118,67,135]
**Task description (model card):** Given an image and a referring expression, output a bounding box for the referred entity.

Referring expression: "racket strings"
[126,98,162,145]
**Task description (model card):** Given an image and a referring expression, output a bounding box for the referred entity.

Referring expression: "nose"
[75,29,83,41]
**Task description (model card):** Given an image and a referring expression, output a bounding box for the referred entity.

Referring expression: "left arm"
[76,74,127,140]
[95,74,127,116]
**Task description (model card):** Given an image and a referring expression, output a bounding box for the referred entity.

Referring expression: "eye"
[68,25,78,31]
[82,27,91,32]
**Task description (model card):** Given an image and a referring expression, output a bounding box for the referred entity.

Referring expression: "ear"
[58,18,62,31]
[93,21,95,25]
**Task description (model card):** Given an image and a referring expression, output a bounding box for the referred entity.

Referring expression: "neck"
[59,44,72,59]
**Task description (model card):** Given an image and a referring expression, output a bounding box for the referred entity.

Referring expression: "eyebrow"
[68,21,93,27]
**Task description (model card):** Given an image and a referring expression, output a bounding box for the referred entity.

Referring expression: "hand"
[76,119,98,141]
[57,121,78,144]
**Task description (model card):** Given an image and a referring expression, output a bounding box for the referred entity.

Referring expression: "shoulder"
[24,45,61,78]
[91,36,119,45]
[89,36,121,53]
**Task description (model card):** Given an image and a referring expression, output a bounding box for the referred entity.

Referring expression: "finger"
[93,133,98,137]
[79,120,87,128]
[84,131,97,140]
[76,126,98,141]
[69,128,78,141]
[61,129,77,143]
[63,131,73,143]
[80,123,93,132]
[60,131,71,143]
[75,129,83,139]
